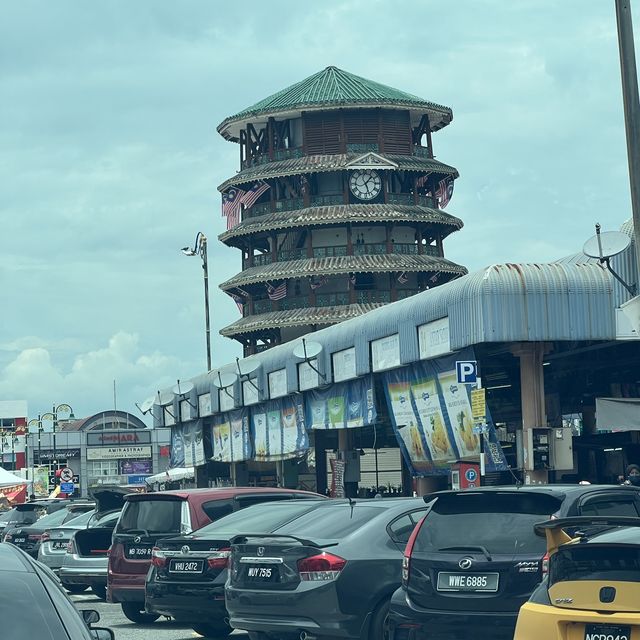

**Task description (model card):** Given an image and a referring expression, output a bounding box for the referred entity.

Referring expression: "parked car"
[4,501,94,558]
[59,486,135,599]
[0,508,14,536]
[146,498,328,638]
[225,497,429,640]
[108,486,323,624]
[515,515,640,640]
[37,508,96,578]
[388,484,640,640]
[0,541,114,640]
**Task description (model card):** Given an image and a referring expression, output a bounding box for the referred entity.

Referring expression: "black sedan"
[146,498,327,638]
[4,502,94,558]
[225,497,429,640]
[0,541,114,640]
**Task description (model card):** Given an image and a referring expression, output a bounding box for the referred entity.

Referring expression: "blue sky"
[0,0,635,420]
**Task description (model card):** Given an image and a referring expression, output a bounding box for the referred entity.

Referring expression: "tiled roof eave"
[220,254,467,290]
[219,303,385,337]
[218,154,459,192]
[219,204,464,243]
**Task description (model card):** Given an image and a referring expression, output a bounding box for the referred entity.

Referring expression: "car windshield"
[116,499,184,534]
[414,492,562,555]
[63,510,95,527]
[0,510,13,524]
[195,500,324,537]
[274,504,384,539]
[7,507,48,525]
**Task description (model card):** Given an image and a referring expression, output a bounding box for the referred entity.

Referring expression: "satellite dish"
[583,231,631,259]
[236,357,261,377]
[172,380,195,396]
[140,396,156,413]
[212,371,238,389]
[292,339,323,361]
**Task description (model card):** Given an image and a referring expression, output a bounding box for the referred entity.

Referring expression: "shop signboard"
[87,431,151,446]
[251,396,308,462]
[305,375,376,430]
[120,460,152,475]
[332,347,356,383]
[127,475,150,485]
[371,334,401,372]
[86,446,152,460]
[383,348,508,477]
[211,408,252,463]
[268,369,287,398]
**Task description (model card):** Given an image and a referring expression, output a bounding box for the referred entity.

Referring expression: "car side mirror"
[91,629,115,640]
[81,610,100,625]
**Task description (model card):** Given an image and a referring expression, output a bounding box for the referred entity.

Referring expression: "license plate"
[246,566,278,582]
[436,572,499,592]
[13,538,26,544]
[584,624,631,640]
[125,545,152,559]
[52,541,67,550]
[168,559,204,574]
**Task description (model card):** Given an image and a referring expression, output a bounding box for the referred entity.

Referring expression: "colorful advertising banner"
[305,375,376,430]
[211,408,252,463]
[169,426,185,468]
[251,396,308,462]
[120,460,153,475]
[383,348,508,476]
[183,420,206,467]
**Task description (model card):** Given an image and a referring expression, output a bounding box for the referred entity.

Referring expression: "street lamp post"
[41,404,74,473]
[182,232,212,371]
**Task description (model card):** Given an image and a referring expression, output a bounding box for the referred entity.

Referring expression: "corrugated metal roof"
[218,153,458,191]
[220,303,382,337]
[219,204,463,243]
[218,66,452,137]
[220,254,466,290]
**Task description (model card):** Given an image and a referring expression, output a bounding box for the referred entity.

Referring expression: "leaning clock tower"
[216,66,467,355]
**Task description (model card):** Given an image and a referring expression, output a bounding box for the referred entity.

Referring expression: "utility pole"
[615,0,640,285]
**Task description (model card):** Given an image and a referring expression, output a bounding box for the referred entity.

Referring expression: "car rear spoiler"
[230,533,338,548]
[534,516,640,554]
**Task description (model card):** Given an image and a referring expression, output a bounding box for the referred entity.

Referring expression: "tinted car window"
[7,508,46,526]
[27,507,70,529]
[196,500,323,536]
[0,572,70,640]
[550,545,640,585]
[202,499,234,522]
[64,510,95,527]
[116,500,183,534]
[580,498,640,517]
[415,493,562,555]
[234,494,295,509]
[388,514,415,543]
[275,504,384,538]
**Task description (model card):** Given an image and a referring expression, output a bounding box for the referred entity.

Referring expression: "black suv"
[389,484,640,640]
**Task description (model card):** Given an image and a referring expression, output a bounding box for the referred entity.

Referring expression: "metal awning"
[596,397,640,431]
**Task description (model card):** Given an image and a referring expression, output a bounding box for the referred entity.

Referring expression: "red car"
[107,487,322,623]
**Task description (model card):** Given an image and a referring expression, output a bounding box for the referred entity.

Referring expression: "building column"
[511,343,549,484]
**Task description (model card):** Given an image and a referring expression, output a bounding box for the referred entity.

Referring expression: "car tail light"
[541,552,549,577]
[402,515,427,586]
[4,533,12,543]
[67,538,77,554]
[151,547,167,568]
[207,548,231,570]
[298,552,346,581]
[41,531,50,543]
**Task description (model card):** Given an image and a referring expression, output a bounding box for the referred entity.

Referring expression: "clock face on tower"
[349,170,382,201]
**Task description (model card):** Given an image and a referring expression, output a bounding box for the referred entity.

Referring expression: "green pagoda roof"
[218,66,452,138]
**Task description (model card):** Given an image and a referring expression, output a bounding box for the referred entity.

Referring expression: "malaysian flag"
[266,282,287,300]
[416,174,429,189]
[230,294,245,314]
[397,271,408,284]
[435,177,454,208]
[309,275,328,290]
[241,181,270,210]
[222,187,245,217]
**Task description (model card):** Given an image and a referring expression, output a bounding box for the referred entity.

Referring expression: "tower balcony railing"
[310,194,345,207]
[413,145,432,158]
[313,245,348,258]
[387,193,414,205]
[280,295,310,310]
[356,290,392,304]
[251,253,273,267]
[278,247,307,261]
[316,292,350,306]
[275,197,304,212]
[354,243,387,256]
[240,147,303,170]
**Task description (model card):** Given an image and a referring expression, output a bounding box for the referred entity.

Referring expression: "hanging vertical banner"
[211,408,252,462]
[251,396,308,462]
[169,426,185,468]
[305,376,376,429]
[182,420,206,467]
[383,348,508,477]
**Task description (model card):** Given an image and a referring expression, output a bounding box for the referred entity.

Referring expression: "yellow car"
[515,516,640,640]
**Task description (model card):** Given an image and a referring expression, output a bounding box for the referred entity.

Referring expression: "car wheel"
[63,583,89,594]
[192,622,232,638]
[120,602,160,624]
[91,583,107,600]
[370,598,391,640]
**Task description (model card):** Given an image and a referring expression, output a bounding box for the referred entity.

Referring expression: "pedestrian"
[622,464,640,486]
